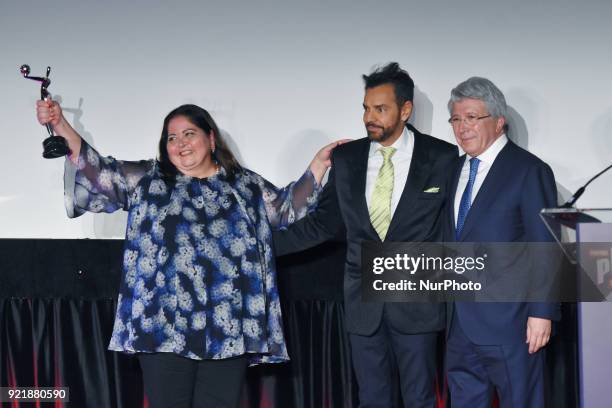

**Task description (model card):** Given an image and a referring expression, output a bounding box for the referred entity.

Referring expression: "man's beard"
[366,124,395,143]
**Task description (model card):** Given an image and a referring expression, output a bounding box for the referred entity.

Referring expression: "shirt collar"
[369,126,412,158]
[467,133,508,166]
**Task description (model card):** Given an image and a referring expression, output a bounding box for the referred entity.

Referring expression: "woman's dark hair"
[158,104,241,182]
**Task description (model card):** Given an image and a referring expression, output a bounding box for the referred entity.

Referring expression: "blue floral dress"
[64,140,320,365]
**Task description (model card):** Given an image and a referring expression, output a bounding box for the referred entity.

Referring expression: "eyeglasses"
[448,114,491,126]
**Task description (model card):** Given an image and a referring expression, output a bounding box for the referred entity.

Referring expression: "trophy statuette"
[20,64,70,158]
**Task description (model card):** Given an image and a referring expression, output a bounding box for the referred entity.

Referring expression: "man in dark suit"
[444,77,561,407]
[274,63,458,407]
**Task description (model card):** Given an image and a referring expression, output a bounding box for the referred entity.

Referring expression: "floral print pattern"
[64,141,319,365]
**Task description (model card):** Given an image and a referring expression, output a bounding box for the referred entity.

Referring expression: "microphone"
[561,163,612,208]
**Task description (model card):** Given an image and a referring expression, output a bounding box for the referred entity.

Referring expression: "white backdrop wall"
[1,0,611,238]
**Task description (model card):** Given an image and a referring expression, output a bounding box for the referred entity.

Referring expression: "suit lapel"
[349,139,378,238]
[458,142,515,241]
[449,156,465,241]
[386,130,432,239]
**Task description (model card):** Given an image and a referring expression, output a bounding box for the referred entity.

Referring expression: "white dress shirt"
[365,127,414,218]
[454,134,508,227]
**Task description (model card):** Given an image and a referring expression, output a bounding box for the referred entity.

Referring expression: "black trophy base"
[42,135,70,159]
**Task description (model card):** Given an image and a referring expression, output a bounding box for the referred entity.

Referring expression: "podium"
[541,208,612,408]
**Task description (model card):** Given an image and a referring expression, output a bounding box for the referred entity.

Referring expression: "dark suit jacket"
[444,140,561,345]
[275,124,458,335]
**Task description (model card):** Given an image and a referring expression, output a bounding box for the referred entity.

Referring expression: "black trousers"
[138,353,248,408]
[349,309,439,408]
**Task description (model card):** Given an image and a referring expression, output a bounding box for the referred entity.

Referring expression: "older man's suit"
[274,124,457,407]
[444,140,561,407]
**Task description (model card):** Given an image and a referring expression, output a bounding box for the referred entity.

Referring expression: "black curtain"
[0,239,578,407]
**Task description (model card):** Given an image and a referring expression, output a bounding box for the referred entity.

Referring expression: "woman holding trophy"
[36,98,342,408]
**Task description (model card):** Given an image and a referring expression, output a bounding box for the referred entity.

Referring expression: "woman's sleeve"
[259,168,322,229]
[63,139,154,218]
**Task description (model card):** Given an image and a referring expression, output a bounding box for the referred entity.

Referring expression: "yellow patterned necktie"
[369,146,397,241]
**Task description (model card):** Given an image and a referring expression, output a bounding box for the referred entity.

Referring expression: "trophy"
[20,64,70,158]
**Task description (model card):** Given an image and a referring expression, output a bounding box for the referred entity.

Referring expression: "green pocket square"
[423,187,440,193]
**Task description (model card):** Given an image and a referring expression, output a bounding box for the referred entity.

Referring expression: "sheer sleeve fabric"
[257,168,322,229]
[63,140,154,218]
